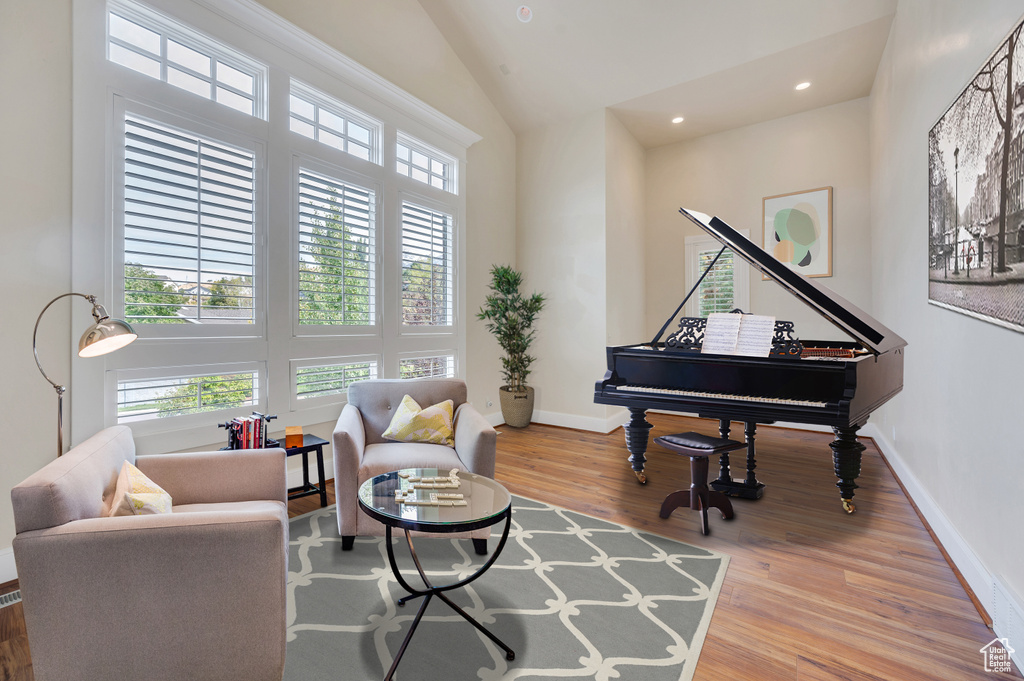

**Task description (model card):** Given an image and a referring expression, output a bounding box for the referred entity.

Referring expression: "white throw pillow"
[108,461,173,516]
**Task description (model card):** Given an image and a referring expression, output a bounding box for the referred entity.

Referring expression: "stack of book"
[219,412,278,450]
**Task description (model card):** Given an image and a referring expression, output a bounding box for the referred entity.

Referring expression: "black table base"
[383,510,514,680]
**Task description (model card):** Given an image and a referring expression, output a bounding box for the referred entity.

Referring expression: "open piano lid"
[679,207,907,355]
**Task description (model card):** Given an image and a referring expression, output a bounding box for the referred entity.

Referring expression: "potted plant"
[477,265,546,427]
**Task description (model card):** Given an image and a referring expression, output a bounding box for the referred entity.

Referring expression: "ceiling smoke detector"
[517,5,533,23]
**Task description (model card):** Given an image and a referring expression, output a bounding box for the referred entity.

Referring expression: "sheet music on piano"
[701,313,776,357]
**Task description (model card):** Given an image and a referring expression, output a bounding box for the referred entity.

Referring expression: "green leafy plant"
[476,265,546,392]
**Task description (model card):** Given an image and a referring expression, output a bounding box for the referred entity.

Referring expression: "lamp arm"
[32,292,98,393]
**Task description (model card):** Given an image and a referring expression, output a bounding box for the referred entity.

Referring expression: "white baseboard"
[528,408,625,434]
[869,427,1022,674]
[0,547,16,584]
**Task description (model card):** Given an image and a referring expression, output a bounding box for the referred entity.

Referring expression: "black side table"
[285,434,328,507]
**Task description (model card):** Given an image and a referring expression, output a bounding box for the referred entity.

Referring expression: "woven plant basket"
[499,386,535,428]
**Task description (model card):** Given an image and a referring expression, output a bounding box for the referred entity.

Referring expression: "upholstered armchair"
[11,425,289,681]
[332,378,498,553]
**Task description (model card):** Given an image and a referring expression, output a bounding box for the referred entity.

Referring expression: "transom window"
[290,81,380,164]
[107,0,266,118]
[396,132,456,193]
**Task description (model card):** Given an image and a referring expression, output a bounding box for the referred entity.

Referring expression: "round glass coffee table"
[357,468,514,680]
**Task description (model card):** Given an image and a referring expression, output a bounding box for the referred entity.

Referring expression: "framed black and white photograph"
[928,17,1024,334]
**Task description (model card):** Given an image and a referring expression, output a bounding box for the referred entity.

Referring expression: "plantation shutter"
[117,370,258,421]
[123,113,255,323]
[399,355,455,379]
[401,201,453,326]
[697,248,736,316]
[297,168,376,325]
[295,360,377,400]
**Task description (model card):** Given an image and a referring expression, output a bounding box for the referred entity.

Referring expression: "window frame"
[72,0,478,454]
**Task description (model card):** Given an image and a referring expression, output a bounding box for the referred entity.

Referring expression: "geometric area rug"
[285,495,730,681]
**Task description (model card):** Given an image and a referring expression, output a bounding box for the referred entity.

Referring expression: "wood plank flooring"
[1,413,1020,680]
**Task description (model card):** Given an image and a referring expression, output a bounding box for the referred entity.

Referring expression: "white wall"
[0,0,515,583]
[605,111,647,348]
[0,0,73,583]
[645,98,874,343]
[517,111,610,430]
[869,0,1024,630]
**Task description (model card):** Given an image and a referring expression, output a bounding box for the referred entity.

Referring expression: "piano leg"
[714,419,733,486]
[830,425,865,513]
[623,407,652,484]
[709,420,766,500]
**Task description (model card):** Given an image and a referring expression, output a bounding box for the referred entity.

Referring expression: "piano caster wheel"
[842,498,856,514]
[635,471,647,484]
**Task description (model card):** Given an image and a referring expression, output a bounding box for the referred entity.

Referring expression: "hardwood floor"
[2,414,1020,680]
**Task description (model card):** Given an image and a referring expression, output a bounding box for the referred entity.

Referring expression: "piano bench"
[654,432,746,535]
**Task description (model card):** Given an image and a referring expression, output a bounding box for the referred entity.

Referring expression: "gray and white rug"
[285,496,729,680]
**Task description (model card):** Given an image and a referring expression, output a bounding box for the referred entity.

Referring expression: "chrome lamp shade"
[34,293,137,456]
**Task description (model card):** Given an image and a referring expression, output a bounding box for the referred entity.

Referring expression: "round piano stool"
[654,432,746,535]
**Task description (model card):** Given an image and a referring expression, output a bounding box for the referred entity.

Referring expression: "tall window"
[696,248,736,316]
[297,168,376,327]
[684,233,749,318]
[401,201,453,327]
[121,113,257,326]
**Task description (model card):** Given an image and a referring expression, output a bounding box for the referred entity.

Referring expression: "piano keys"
[594,208,906,513]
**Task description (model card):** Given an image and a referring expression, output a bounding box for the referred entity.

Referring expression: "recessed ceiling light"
[672,116,684,124]
[795,81,811,91]
[517,5,532,22]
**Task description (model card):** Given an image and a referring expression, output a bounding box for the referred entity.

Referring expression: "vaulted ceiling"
[418,0,897,147]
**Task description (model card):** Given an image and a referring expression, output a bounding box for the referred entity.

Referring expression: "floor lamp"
[33,293,138,458]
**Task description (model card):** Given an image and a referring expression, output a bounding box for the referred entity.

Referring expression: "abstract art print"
[928,16,1024,334]
[762,186,832,278]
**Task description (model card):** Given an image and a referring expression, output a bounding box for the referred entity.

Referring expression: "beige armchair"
[332,378,498,553]
[11,425,289,681]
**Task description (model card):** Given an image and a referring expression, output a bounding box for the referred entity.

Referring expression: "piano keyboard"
[617,385,828,408]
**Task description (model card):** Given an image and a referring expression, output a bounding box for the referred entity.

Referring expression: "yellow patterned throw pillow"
[381,395,455,447]
[108,461,173,516]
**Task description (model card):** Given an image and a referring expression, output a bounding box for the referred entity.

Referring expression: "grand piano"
[594,208,906,513]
